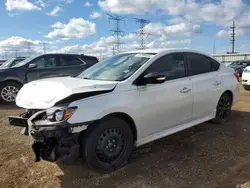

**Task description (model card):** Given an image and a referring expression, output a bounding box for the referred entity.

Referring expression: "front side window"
[185,53,212,76]
[32,56,56,68]
[144,53,186,80]
[77,53,155,81]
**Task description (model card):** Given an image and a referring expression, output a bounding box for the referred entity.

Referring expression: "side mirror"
[143,72,166,84]
[28,63,37,69]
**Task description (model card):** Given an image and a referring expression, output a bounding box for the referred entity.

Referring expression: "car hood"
[16,76,118,109]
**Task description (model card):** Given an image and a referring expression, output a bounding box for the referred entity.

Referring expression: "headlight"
[54,107,77,122]
[244,69,250,73]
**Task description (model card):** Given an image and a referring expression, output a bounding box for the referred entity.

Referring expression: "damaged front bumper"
[9,108,89,164]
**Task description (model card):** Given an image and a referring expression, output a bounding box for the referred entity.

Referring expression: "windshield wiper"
[83,77,89,79]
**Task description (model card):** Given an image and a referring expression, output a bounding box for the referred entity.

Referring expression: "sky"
[0,0,250,59]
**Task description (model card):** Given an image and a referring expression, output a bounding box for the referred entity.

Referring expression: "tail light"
[234,72,240,82]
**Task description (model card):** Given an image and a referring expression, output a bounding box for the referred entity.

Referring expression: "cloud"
[46,6,62,16]
[35,0,46,8]
[55,35,191,58]
[6,0,41,11]
[90,11,101,19]
[216,29,245,38]
[98,0,247,27]
[144,23,201,40]
[84,1,92,7]
[56,0,74,4]
[0,36,52,57]
[45,18,96,39]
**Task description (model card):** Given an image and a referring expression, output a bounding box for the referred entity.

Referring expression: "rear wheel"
[81,117,134,172]
[0,81,22,104]
[211,92,232,124]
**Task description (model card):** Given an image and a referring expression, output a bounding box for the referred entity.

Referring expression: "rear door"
[26,54,60,82]
[184,52,223,120]
[56,55,88,77]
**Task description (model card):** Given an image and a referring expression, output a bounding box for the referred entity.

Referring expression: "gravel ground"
[1,85,250,188]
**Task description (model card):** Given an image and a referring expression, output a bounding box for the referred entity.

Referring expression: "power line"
[107,13,126,54]
[134,18,151,49]
[230,21,236,54]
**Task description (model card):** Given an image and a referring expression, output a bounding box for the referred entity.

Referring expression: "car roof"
[44,53,96,57]
[121,48,212,57]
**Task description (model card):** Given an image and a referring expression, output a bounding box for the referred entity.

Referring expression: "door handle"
[213,81,221,86]
[180,87,191,93]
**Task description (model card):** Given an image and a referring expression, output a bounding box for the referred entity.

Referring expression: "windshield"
[1,58,25,67]
[1,59,14,67]
[12,56,37,67]
[77,53,155,81]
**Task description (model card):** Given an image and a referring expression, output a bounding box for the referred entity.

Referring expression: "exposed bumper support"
[8,116,29,135]
[9,109,89,164]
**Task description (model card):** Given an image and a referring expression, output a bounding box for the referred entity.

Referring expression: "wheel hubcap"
[217,95,231,120]
[1,86,19,102]
[96,128,125,163]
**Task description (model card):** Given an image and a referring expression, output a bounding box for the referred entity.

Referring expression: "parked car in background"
[9,49,240,172]
[0,53,98,104]
[228,60,250,76]
[242,66,250,90]
[0,57,26,68]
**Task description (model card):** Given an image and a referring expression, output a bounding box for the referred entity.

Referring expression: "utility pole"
[15,49,18,58]
[213,40,216,55]
[112,46,115,55]
[4,49,7,60]
[230,21,235,54]
[134,18,151,49]
[107,13,125,54]
[43,42,47,54]
[27,43,31,56]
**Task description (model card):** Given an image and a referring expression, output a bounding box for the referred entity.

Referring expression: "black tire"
[81,116,134,172]
[243,86,250,91]
[211,92,232,124]
[0,81,22,105]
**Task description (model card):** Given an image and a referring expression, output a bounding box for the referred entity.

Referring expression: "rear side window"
[58,55,84,66]
[209,58,220,71]
[80,56,98,65]
[145,53,186,80]
[185,53,212,76]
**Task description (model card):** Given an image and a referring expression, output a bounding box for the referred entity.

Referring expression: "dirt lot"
[1,86,250,188]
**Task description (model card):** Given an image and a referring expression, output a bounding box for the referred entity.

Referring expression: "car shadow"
[0,104,19,110]
[54,110,250,188]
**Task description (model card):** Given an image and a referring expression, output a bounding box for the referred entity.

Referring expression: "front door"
[26,55,60,82]
[135,53,194,139]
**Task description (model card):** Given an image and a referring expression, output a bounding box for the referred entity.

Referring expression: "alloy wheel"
[1,86,19,102]
[216,94,232,121]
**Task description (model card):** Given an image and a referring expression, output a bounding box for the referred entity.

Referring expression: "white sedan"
[9,48,240,172]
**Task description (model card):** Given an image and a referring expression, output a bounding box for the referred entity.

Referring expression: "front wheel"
[81,117,134,172]
[211,92,232,124]
[0,81,22,104]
